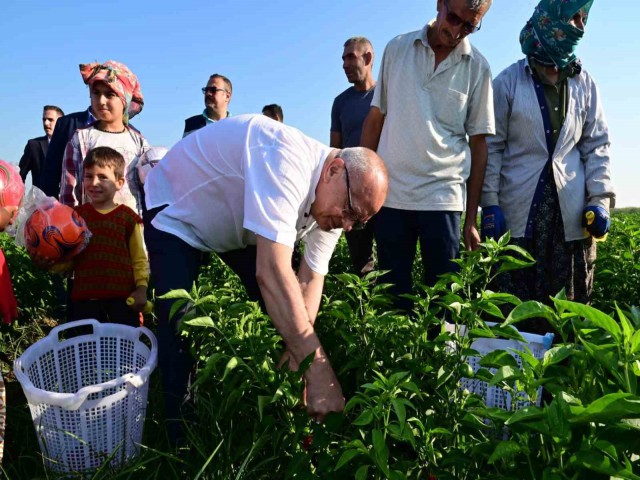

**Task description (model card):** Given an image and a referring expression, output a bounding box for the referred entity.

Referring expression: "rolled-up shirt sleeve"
[302,227,341,275]
[371,42,390,114]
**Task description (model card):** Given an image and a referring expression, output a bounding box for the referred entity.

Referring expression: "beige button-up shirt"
[373,21,495,211]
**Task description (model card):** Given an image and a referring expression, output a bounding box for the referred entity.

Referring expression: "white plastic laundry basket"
[445,322,554,410]
[13,319,158,474]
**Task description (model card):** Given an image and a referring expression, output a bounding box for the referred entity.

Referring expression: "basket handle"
[14,323,158,411]
[64,328,158,407]
[48,319,102,342]
[13,365,132,410]
[125,326,159,388]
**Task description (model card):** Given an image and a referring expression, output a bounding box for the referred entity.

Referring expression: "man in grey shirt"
[331,36,377,276]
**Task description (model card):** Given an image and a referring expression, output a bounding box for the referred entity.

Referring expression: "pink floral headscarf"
[80,60,144,124]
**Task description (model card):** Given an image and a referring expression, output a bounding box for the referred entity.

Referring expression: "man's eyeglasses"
[344,166,367,231]
[202,87,227,95]
[443,0,482,34]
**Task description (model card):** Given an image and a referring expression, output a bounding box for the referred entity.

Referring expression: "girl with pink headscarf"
[60,60,150,214]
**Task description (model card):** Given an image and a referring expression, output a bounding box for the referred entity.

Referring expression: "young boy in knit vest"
[69,146,148,326]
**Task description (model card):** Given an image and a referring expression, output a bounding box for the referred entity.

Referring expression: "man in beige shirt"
[361,0,495,311]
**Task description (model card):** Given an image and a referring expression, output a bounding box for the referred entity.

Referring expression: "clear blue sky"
[1,0,637,207]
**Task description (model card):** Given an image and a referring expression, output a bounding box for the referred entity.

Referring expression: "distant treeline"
[613,207,640,214]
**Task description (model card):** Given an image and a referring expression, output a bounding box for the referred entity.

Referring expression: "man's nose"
[451,23,465,39]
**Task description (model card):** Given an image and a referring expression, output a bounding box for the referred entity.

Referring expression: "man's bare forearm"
[466,135,489,223]
[463,135,489,251]
[360,107,385,151]
[297,258,324,325]
[255,236,325,363]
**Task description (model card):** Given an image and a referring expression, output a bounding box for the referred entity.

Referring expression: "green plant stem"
[526,451,536,480]
[622,348,634,394]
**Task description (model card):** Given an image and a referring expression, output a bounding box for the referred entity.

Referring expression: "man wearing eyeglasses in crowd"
[144,114,388,443]
[361,0,495,312]
[183,73,232,137]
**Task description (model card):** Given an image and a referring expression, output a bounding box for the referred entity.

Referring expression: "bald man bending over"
[143,114,388,443]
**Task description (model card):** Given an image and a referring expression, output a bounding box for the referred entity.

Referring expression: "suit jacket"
[18,135,48,188]
[39,109,92,197]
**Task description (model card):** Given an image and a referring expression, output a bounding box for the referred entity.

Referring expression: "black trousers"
[144,206,266,444]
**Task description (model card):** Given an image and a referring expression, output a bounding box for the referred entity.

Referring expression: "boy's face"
[0,205,17,231]
[90,81,125,127]
[83,164,124,207]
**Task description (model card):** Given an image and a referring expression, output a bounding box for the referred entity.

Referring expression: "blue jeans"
[374,207,460,311]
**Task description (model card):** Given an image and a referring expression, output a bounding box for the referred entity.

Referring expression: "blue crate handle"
[542,332,554,350]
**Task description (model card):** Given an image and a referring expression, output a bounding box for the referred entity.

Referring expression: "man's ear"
[364,51,373,66]
[329,155,345,177]
[115,177,126,190]
[322,155,345,182]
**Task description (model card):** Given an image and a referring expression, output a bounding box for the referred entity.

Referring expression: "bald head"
[311,147,388,232]
[338,147,388,219]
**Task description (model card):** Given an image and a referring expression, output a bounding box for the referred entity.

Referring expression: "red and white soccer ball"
[24,202,91,262]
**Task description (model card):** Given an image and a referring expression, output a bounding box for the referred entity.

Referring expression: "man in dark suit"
[19,105,64,188]
[182,73,232,137]
[39,107,96,197]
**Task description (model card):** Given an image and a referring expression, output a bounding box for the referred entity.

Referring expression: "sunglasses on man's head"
[443,0,482,34]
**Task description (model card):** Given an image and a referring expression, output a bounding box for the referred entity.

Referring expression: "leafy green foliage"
[1,233,58,373]
[158,233,640,479]
[592,211,640,313]
[3,211,640,479]
[0,233,57,322]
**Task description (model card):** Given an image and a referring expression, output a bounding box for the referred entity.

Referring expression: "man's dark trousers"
[374,207,460,311]
[345,220,375,275]
[144,207,265,443]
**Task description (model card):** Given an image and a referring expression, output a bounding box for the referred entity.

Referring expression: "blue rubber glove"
[582,206,610,238]
[481,205,506,240]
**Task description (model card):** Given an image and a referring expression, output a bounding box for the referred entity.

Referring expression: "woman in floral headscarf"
[479,0,615,336]
[60,60,150,214]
